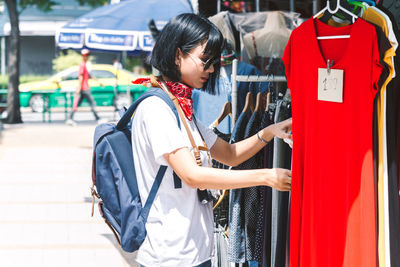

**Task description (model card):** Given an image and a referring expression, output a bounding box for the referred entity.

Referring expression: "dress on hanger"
[283,17,382,267]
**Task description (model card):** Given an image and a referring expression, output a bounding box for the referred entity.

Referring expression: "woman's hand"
[259,117,292,143]
[271,118,292,140]
[267,168,292,191]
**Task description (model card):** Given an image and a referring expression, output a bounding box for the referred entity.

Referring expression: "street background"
[0,108,139,267]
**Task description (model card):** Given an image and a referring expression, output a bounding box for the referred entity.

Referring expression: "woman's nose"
[206,63,215,73]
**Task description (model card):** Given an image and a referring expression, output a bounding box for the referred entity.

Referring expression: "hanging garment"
[315,7,400,265]
[212,225,230,267]
[242,11,291,78]
[241,109,265,262]
[371,6,398,78]
[375,7,400,267]
[270,92,292,267]
[227,62,270,120]
[362,8,396,267]
[208,11,237,51]
[259,108,275,267]
[225,11,300,64]
[368,22,395,267]
[228,109,253,263]
[192,88,231,134]
[211,127,232,170]
[315,13,397,260]
[283,18,382,267]
[193,62,268,134]
[380,1,400,224]
[398,110,400,226]
[316,16,391,89]
[192,67,232,134]
[253,110,273,265]
[243,11,291,59]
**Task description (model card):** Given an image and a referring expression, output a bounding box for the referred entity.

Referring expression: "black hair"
[150,13,224,94]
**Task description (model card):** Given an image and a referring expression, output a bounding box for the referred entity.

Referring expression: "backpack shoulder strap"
[141,165,167,221]
[118,87,182,189]
[152,76,203,166]
[116,88,181,130]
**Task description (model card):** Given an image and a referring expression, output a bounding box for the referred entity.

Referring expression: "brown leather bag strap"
[192,115,212,168]
[99,202,121,245]
[150,75,203,166]
[192,115,209,151]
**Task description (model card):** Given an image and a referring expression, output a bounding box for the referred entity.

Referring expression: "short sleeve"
[371,31,384,92]
[282,34,293,90]
[194,118,218,149]
[374,25,391,90]
[133,97,186,166]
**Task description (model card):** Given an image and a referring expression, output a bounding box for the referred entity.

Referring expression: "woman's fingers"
[274,118,293,140]
[270,168,292,191]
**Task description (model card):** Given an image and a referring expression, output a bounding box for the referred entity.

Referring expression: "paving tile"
[0,122,139,267]
[0,250,44,267]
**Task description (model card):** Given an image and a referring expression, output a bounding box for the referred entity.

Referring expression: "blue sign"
[143,34,153,49]
[58,32,84,47]
[87,32,137,51]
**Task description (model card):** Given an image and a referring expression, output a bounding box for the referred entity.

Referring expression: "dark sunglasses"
[187,53,220,70]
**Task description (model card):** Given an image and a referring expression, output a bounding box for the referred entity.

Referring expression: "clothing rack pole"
[234,75,287,82]
[290,0,295,12]
[231,59,239,129]
[230,59,287,129]
[313,0,318,14]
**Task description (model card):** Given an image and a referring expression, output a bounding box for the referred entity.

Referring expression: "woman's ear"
[175,48,183,66]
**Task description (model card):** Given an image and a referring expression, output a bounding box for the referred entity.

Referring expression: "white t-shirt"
[131,96,218,267]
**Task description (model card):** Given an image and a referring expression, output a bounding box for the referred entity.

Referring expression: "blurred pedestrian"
[113,57,123,70]
[66,49,103,126]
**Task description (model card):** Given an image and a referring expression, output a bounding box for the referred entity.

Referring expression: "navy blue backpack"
[90,87,181,252]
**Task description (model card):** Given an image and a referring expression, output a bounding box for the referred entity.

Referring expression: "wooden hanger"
[254,92,265,112]
[265,92,271,112]
[210,101,232,128]
[213,189,229,210]
[242,92,254,113]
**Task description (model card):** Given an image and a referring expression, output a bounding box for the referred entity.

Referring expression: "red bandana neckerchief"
[132,78,194,121]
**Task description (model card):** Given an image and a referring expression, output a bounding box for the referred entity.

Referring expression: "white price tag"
[318,68,344,103]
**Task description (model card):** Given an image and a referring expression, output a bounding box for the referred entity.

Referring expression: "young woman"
[132,13,292,267]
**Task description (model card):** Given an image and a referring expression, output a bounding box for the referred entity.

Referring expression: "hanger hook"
[327,0,341,14]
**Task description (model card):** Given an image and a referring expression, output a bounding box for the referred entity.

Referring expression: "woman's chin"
[194,81,205,89]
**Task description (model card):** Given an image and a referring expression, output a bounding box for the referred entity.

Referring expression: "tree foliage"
[52,50,82,73]
[4,0,107,123]
[76,0,107,7]
[19,0,58,13]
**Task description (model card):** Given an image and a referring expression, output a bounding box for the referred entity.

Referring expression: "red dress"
[283,18,382,267]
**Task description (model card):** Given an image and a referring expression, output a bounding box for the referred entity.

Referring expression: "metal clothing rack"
[216,0,319,13]
[230,59,287,128]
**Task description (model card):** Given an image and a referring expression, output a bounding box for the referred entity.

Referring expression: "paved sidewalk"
[0,111,139,267]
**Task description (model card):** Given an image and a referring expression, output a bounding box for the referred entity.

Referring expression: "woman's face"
[176,42,216,89]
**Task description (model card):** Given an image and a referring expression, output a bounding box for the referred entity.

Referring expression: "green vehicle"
[18,64,148,112]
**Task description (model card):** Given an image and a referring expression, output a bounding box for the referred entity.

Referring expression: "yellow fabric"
[325,18,349,27]
[363,8,395,267]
